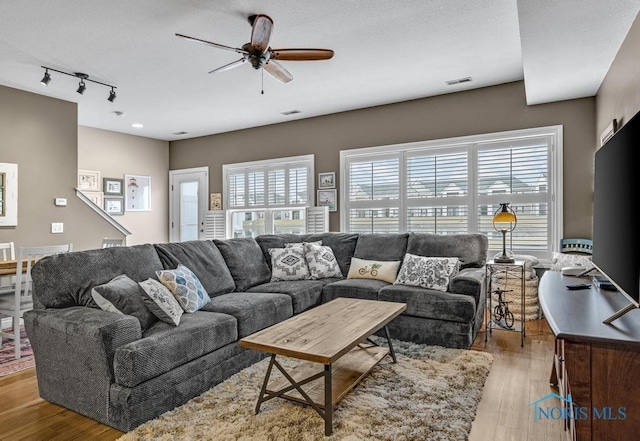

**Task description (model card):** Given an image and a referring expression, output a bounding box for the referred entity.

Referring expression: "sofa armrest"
[450,267,486,299]
[24,307,141,426]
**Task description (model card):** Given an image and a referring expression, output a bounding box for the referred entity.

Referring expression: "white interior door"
[169,167,209,242]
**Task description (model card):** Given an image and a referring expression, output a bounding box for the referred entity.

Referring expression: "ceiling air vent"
[445,77,472,86]
[281,109,301,116]
[172,131,189,136]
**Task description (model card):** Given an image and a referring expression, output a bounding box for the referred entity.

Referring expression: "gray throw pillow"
[91,274,158,331]
[138,278,183,326]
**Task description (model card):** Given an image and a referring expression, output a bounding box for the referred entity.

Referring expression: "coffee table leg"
[255,354,276,414]
[384,326,398,363]
[324,364,333,436]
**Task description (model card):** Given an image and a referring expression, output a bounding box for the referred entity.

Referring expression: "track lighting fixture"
[40,66,117,102]
[40,69,51,86]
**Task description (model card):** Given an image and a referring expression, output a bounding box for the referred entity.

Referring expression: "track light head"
[108,87,116,102]
[77,80,86,95]
[40,70,51,86]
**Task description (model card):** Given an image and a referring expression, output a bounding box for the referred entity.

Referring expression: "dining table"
[0,259,30,276]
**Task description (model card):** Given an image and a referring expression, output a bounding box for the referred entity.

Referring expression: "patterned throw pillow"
[269,247,311,281]
[138,278,183,326]
[346,257,401,283]
[394,254,461,292]
[156,264,211,313]
[550,252,594,272]
[304,242,343,279]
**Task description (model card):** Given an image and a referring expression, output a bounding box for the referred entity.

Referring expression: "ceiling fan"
[176,14,334,84]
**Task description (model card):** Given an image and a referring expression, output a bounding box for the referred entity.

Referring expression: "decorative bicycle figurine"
[492,287,515,329]
[359,263,382,277]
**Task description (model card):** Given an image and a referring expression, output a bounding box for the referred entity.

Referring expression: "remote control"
[566,283,591,290]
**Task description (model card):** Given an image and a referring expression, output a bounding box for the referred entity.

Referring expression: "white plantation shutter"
[305,206,329,233]
[204,211,226,240]
[341,127,561,259]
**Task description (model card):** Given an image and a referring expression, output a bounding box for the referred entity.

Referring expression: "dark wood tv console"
[539,271,640,440]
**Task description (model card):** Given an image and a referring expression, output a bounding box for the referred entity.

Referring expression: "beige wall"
[169,81,596,238]
[596,12,640,137]
[78,126,169,245]
[0,85,122,250]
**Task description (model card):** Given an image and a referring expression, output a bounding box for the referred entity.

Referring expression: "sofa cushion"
[255,234,310,268]
[213,238,271,291]
[247,280,324,314]
[138,278,184,326]
[154,241,235,297]
[394,254,461,291]
[354,233,409,262]
[91,274,158,331]
[201,292,293,337]
[347,257,401,283]
[305,233,359,276]
[378,284,476,323]
[303,242,343,280]
[268,247,311,281]
[113,311,237,388]
[406,233,488,269]
[321,279,389,303]
[156,264,211,313]
[31,244,163,309]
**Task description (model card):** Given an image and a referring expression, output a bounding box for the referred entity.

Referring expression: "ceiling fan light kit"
[176,13,334,86]
[39,66,118,102]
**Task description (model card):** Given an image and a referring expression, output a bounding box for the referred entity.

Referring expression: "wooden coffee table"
[239,297,406,436]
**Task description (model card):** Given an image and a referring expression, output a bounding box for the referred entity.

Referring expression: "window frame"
[340,126,563,259]
[223,154,315,237]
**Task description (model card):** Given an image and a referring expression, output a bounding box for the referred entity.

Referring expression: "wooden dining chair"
[102,238,125,248]
[0,243,72,359]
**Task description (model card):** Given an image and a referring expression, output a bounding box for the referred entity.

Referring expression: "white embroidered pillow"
[269,247,311,281]
[303,242,343,280]
[346,257,401,283]
[550,252,594,272]
[394,254,461,292]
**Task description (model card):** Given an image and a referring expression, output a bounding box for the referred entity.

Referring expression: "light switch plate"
[51,222,64,234]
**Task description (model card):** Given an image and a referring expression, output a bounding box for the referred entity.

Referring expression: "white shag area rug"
[118,338,493,441]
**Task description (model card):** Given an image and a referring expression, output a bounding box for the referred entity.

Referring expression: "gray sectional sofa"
[24,232,488,432]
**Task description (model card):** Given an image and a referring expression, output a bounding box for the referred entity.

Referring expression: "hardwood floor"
[0,318,565,441]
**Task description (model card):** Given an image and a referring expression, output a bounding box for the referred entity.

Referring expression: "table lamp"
[492,202,517,263]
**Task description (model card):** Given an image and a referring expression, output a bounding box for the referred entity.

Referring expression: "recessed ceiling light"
[281,109,301,116]
[132,123,144,128]
[112,111,126,117]
[446,77,472,86]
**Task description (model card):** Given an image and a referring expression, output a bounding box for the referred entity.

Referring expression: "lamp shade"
[493,210,516,224]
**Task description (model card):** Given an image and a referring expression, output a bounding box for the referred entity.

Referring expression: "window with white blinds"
[340,127,562,259]
[223,155,314,238]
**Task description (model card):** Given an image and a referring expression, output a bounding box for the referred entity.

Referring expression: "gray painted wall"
[169,81,596,238]
[0,85,121,250]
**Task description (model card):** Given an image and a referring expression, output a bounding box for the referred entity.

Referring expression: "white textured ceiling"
[0,1,637,141]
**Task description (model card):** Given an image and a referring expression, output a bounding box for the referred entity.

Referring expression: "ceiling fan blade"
[208,57,247,74]
[175,33,248,54]
[250,14,273,53]
[270,48,334,61]
[263,60,293,83]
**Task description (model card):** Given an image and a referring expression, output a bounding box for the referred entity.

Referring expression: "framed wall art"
[318,172,336,189]
[125,174,151,211]
[83,191,104,207]
[103,177,124,196]
[78,170,101,191]
[0,163,18,226]
[317,189,337,212]
[210,192,222,210]
[104,197,124,216]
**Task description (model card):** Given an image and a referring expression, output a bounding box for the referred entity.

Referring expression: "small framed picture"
[103,178,124,196]
[82,190,103,207]
[600,119,618,146]
[78,170,100,191]
[104,197,124,216]
[210,193,222,210]
[317,189,337,212]
[318,172,336,189]
[125,174,151,212]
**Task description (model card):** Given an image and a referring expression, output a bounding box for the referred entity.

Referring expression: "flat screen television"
[592,111,640,323]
